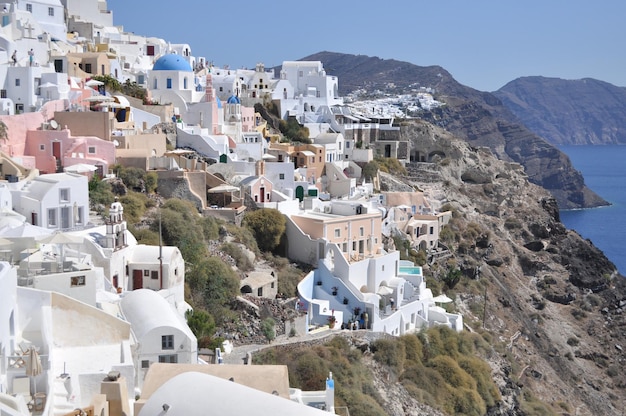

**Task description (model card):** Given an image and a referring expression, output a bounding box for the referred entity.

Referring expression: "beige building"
[290,200,382,263]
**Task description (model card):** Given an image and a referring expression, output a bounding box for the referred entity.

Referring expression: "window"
[153,78,158,89]
[147,45,155,56]
[85,63,92,73]
[39,144,45,151]
[271,282,275,288]
[429,226,434,235]
[71,275,85,286]
[47,208,57,226]
[334,229,340,238]
[161,335,174,350]
[166,78,172,89]
[257,287,262,296]
[352,241,357,251]
[48,7,53,16]
[183,77,188,89]
[26,3,32,12]
[279,173,285,180]
[88,146,96,154]
[346,141,350,148]
[15,79,20,87]
[158,354,178,363]
[141,360,150,369]
[360,227,364,236]
[143,269,150,276]
[59,188,70,202]
[0,90,6,99]
[151,271,159,280]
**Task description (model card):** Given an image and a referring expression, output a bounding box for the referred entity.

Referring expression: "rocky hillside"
[297,52,607,209]
[494,76,626,145]
[387,119,625,415]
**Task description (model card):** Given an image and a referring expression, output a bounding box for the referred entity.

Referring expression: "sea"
[558,145,626,275]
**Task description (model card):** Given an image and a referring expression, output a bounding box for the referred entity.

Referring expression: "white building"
[272,61,343,122]
[10,172,89,230]
[120,289,197,389]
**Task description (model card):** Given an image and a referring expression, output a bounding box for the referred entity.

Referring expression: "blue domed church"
[148,53,204,109]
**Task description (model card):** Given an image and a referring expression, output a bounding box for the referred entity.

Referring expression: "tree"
[185,309,216,339]
[362,161,379,181]
[186,257,240,317]
[88,174,114,209]
[243,209,286,252]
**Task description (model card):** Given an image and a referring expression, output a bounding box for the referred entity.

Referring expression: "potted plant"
[316,281,322,286]
[331,286,338,296]
[353,306,361,317]
[327,315,337,329]
[343,297,349,305]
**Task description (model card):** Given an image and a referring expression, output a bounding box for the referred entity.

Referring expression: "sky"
[106,0,626,92]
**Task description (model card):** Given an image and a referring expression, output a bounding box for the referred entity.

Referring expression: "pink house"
[25,128,115,175]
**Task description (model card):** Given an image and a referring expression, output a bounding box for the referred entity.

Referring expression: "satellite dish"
[113,140,120,147]
[49,119,58,130]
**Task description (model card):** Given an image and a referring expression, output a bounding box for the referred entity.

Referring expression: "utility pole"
[158,208,163,290]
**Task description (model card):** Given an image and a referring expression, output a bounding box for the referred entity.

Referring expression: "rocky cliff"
[299,52,607,209]
[494,76,626,145]
[385,119,625,415]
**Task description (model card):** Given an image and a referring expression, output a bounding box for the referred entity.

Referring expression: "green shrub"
[400,335,423,366]
[428,355,476,390]
[243,209,286,252]
[261,317,275,341]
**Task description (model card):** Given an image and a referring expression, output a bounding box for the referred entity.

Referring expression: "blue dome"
[227,95,240,104]
[153,54,193,72]
[216,96,222,109]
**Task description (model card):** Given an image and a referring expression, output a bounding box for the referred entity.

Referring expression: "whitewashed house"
[10,172,89,230]
[120,289,197,390]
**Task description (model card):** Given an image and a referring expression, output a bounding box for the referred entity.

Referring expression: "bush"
[261,317,276,341]
[243,209,286,252]
[88,174,114,210]
[371,338,406,374]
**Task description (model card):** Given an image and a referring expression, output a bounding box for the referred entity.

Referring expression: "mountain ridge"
[494,75,626,145]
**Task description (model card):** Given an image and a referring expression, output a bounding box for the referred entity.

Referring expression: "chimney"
[255,160,265,176]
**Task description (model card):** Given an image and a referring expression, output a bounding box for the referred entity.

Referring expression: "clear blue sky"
[106,0,626,92]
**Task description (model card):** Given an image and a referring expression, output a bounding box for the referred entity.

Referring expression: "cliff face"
[494,76,626,145]
[385,120,626,415]
[300,52,607,209]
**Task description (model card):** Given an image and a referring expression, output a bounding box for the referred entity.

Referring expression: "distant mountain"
[299,52,607,209]
[493,76,626,145]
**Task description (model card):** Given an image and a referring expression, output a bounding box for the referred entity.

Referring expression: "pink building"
[24,128,115,175]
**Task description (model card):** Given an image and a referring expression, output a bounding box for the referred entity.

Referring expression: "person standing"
[28,49,33,66]
[11,50,16,66]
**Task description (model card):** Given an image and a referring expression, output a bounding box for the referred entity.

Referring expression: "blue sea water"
[558,145,626,275]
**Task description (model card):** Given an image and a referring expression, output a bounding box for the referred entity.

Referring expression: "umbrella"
[376,285,393,296]
[95,101,125,109]
[39,232,84,245]
[64,163,98,173]
[85,79,104,87]
[82,95,114,102]
[207,184,239,193]
[39,232,83,262]
[0,237,12,246]
[432,294,453,304]
[26,346,42,394]
[0,223,53,238]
